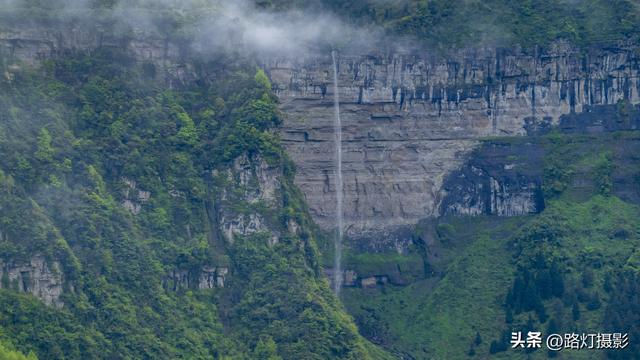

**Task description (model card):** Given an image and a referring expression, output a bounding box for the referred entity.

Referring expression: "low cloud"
[1,0,386,57]
[191,1,383,56]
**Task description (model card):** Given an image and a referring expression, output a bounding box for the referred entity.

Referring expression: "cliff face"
[3,23,640,249]
[0,255,65,308]
[0,20,177,61]
[440,140,545,217]
[265,44,640,247]
[216,154,284,246]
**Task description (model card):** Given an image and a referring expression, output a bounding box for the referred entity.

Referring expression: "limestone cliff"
[440,102,640,217]
[440,140,545,217]
[265,44,640,248]
[2,22,640,250]
[163,266,228,291]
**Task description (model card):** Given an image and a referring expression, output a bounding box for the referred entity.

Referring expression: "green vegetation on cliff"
[1,2,639,360]
[0,47,388,359]
[319,0,640,49]
[4,0,638,51]
[0,337,36,360]
[342,131,640,359]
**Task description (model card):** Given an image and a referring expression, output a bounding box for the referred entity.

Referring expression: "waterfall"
[331,50,344,295]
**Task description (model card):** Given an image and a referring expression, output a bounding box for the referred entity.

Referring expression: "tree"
[489,340,500,354]
[254,68,272,91]
[175,111,198,146]
[505,308,513,324]
[535,300,548,323]
[603,273,613,293]
[253,336,282,360]
[0,340,37,360]
[604,271,640,359]
[546,318,559,335]
[582,268,595,288]
[35,128,54,163]
[549,263,565,297]
[547,318,560,356]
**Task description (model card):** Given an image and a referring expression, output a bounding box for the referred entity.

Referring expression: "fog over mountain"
[0,1,639,359]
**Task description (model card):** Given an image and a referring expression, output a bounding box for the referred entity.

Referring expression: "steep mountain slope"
[342,129,640,359]
[267,44,640,255]
[0,47,389,359]
[1,1,640,360]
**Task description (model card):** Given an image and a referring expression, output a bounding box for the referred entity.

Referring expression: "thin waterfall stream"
[331,50,343,295]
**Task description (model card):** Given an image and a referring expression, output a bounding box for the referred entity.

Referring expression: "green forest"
[0,0,639,359]
[265,0,640,49]
[342,132,640,358]
[0,47,388,359]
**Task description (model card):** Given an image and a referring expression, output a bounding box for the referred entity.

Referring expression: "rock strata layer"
[264,44,640,246]
[2,23,640,247]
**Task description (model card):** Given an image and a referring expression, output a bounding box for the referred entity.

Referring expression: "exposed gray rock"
[3,20,639,250]
[441,106,640,215]
[0,22,183,71]
[197,153,294,286]
[488,177,539,216]
[122,200,141,215]
[445,175,540,216]
[221,213,276,244]
[361,276,389,288]
[441,141,545,216]
[0,255,65,308]
[199,266,228,289]
[121,178,150,215]
[325,267,415,289]
[344,270,358,287]
[231,154,280,206]
[165,269,190,291]
[264,44,640,246]
[325,269,358,289]
[216,154,282,245]
[163,266,229,290]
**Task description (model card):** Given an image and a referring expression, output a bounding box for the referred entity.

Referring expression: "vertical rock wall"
[2,23,640,248]
[265,44,640,246]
